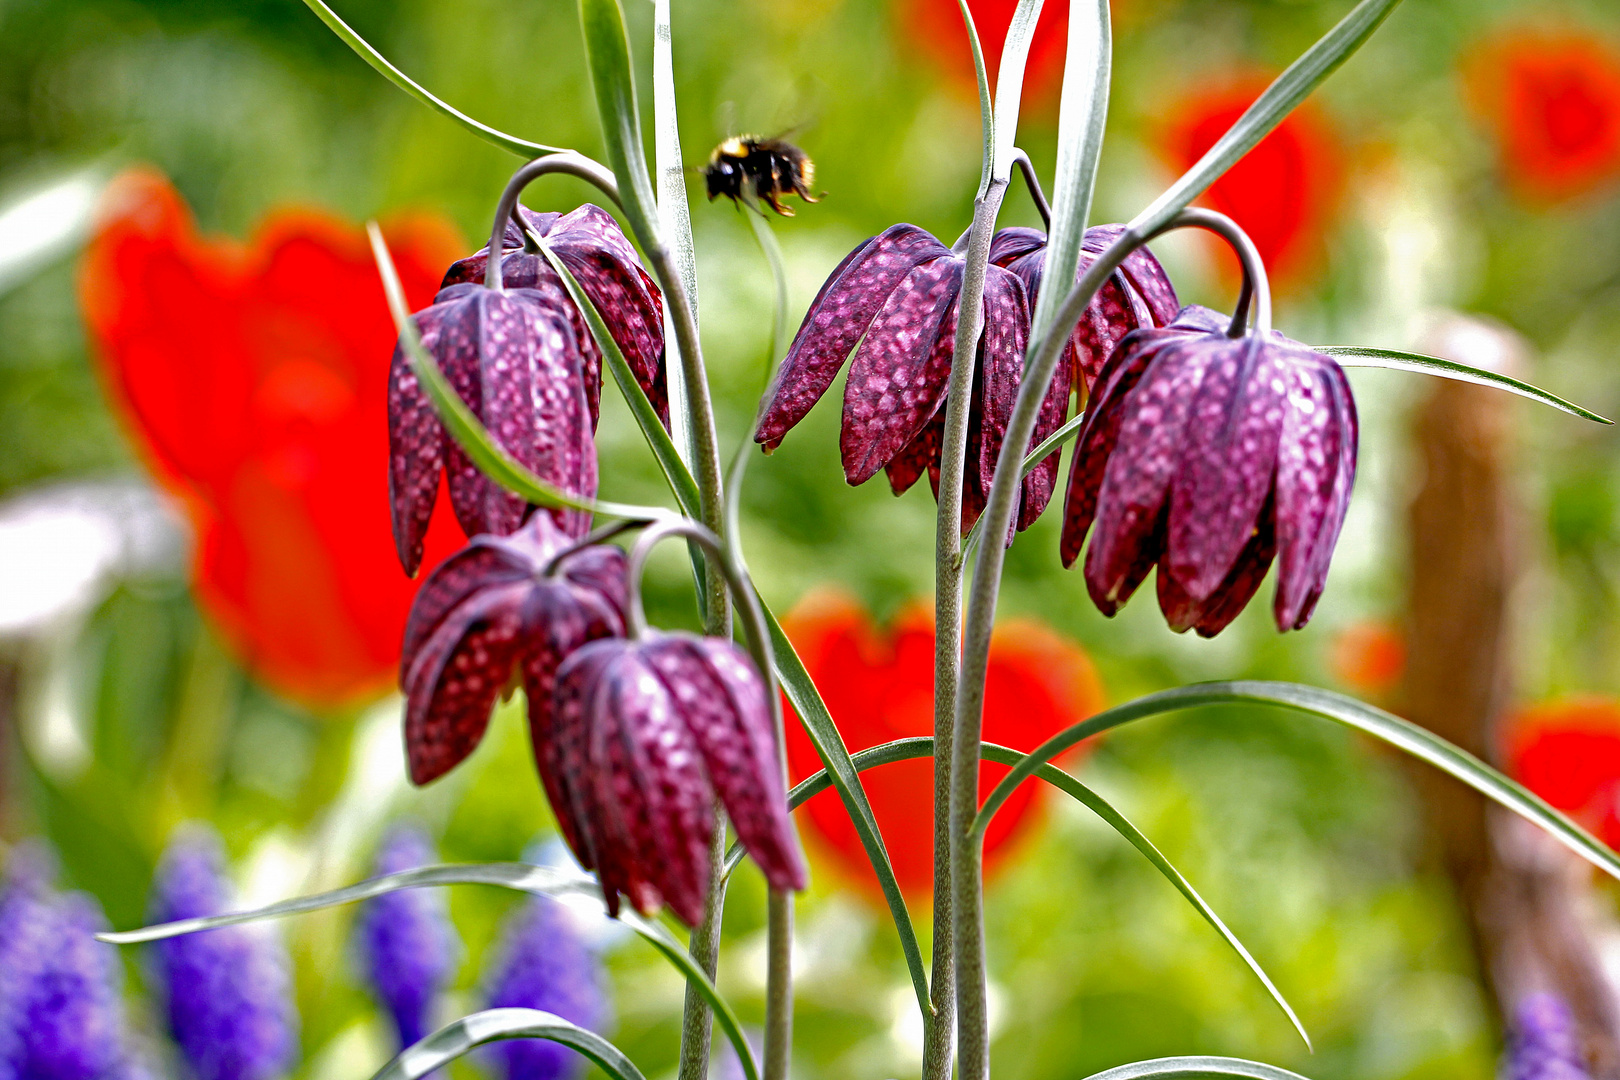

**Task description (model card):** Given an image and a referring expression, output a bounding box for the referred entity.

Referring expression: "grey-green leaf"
[991,0,1049,179]
[975,681,1620,888]
[1129,0,1402,236]
[299,0,565,159]
[1083,1057,1313,1080]
[1321,345,1612,424]
[579,0,663,265]
[375,1009,645,1080]
[956,0,994,195]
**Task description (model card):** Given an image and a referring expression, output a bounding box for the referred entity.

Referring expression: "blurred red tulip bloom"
[903,0,1068,105]
[1464,28,1620,203]
[1160,76,1344,289]
[1504,698,1620,849]
[780,589,1105,898]
[1327,618,1405,698]
[79,168,467,707]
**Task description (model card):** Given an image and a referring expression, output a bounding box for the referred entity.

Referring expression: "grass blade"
[579,0,662,264]
[955,0,994,195]
[744,210,791,390]
[974,681,1620,887]
[991,0,1049,179]
[1129,0,1403,236]
[738,737,1307,1048]
[1321,345,1611,424]
[298,0,565,158]
[369,225,663,521]
[374,1009,645,1080]
[1030,0,1111,346]
[1082,1058,1312,1080]
[652,0,698,469]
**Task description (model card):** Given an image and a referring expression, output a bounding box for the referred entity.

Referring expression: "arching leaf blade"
[578,0,662,264]
[956,0,994,194]
[991,0,1049,179]
[375,1009,645,1080]
[1083,1057,1313,1080]
[1322,345,1611,424]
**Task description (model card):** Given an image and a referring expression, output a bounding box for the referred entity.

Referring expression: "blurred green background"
[3,0,1620,1077]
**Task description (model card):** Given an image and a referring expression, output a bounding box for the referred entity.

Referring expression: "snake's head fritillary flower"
[550,633,808,924]
[148,829,298,1080]
[388,280,597,573]
[441,204,669,427]
[483,896,606,1080]
[401,513,627,788]
[753,224,1046,535]
[356,825,459,1049]
[1509,993,1589,1080]
[1062,305,1358,636]
[989,225,1179,528]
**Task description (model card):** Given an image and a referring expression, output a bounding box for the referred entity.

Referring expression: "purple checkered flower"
[483,896,606,1080]
[0,847,137,1080]
[1061,305,1358,637]
[1509,994,1589,1080]
[355,826,459,1049]
[399,513,627,787]
[147,829,298,1080]
[550,632,807,925]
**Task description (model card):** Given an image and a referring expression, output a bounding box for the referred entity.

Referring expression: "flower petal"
[400,540,531,680]
[840,256,963,484]
[550,642,622,899]
[389,307,449,577]
[1276,358,1357,630]
[1156,493,1277,637]
[975,265,1033,500]
[886,405,943,495]
[1271,357,1339,628]
[757,224,950,449]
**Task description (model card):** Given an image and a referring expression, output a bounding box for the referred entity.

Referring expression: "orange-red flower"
[1503,698,1620,849]
[1159,76,1344,289]
[1464,27,1620,203]
[1327,618,1405,698]
[780,589,1105,898]
[902,0,1068,105]
[79,168,466,707]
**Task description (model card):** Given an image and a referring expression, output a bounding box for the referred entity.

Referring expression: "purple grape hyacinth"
[355,826,459,1049]
[399,512,628,787]
[147,830,297,1080]
[1060,304,1358,637]
[0,850,138,1080]
[1509,994,1589,1080]
[550,632,807,925]
[484,896,606,1080]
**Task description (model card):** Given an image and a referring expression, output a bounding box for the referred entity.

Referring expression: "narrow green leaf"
[956,0,995,195]
[1029,0,1110,347]
[759,601,932,1021]
[298,0,565,159]
[374,1009,645,1080]
[533,239,703,517]
[97,863,760,1080]
[991,0,1049,179]
[1321,345,1612,424]
[651,0,698,471]
[1082,1058,1312,1080]
[368,225,663,521]
[974,681,1620,888]
[738,737,1307,1048]
[744,210,792,388]
[1129,0,1403,236]
[579,0,663,263]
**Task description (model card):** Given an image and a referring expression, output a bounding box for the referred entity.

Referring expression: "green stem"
[764,889,794,1080]
[677,826,729,1080]
[932,176,1009,1080]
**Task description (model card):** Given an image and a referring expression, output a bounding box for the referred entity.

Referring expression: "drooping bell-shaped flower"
[483,896,606,1080]
[400,513,627,787]
[550,633,808,924]
[1508,994,1589,1080]
[388,280,597,574]
[440,204,668,427]
[146,829,298,1080]
[988,224,1179,527]
[355,826,460,1049]
[1062,305,1358,637]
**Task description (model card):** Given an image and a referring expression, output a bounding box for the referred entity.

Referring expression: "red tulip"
[1503,698,1620,850]
[902,0,1068,105]
[1464,27,1620,203]
[780,589,1105,898]
[1159,76,1344,289]
[1327,619,1405,698]
[79,168,467,707]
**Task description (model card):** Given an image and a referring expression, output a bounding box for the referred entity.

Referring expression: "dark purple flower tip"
[1509,994,1589,1080]
[147,828,298,1080]
[356,826,460,1049]
[550,632,808,925]
[388,281,598,574]
[484,896,607,1080]
[400,512,627,787]
[1060,305,1357,636]
[442,204,668,428]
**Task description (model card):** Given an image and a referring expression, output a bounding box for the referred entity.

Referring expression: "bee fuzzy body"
[703,136,820,216]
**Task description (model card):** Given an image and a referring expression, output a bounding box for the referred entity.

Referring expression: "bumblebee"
[703,135,820,216]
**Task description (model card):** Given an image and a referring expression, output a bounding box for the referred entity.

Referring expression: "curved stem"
[1009,149,1052,230]
[485,153,622,293]
[539,518,647,577]
[1170,207,1271,337]
[949,206,1269,1080]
